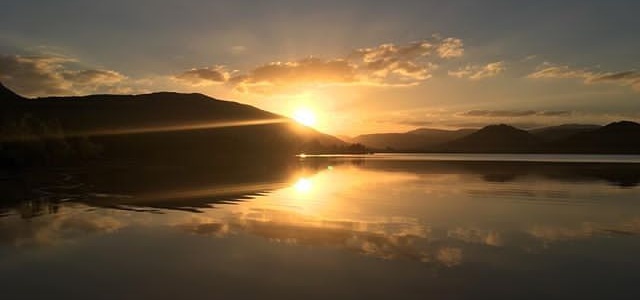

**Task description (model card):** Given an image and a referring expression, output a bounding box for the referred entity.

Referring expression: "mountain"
[436,124,542,153]
[530,124,601,141]
[0,83,350,166]
[549,121,640,154]
[0,82,24,101]
[353,128,475,151]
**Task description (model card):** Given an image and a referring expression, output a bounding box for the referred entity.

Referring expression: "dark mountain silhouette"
[436,124,542,153]
[549,121,640,154]
[0,82,23,101]
[530,124,601,141]
[353,128,475,151]
[0,83,354,167]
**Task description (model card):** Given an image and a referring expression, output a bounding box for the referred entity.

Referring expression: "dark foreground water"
[2,154,640,299]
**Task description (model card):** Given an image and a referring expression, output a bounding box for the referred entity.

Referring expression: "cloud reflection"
[176,208,444,264]
[0,212,123,247]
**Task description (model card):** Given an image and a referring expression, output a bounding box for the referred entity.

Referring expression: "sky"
[1,0,639,136]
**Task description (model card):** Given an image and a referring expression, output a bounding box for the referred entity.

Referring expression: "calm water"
[2,154,640,299]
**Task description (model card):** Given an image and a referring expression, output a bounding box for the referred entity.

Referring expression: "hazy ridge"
[354,122,640,154]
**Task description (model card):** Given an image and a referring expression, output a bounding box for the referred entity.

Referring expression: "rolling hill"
[0,82,351,166]
[549,121,640,154]
[353,128,475,151]
[435,124,542,153]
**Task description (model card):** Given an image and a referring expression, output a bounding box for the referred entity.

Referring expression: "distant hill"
[353,128,475,151]
[436,124,542,153]
[0,83,352,167]
[355,121,640,154]
[530,124,601,141]
[549,121,640,154]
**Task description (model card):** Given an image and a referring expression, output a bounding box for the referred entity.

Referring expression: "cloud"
[436,38,465,59]
[461,109,537,117]
[537,110,573,116]
[173,65,230,86]
[233,58,357,85]
[449,61,506,80]
[62,69,126,86]
[230,45,247,54]
[460,109,572,117]
[528,63,640,92]
[174,36,464,94]
[0,54,126,97]
[588,71,640,91]
[0,55,74,95]
[527,64,592,80]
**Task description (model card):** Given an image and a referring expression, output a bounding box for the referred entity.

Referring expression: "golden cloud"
[0,54,127,97]
[172,65,230,86]
[449,61,506,80]
[436,37,465,58]
[173,37,464,94]
[230,57,358,93]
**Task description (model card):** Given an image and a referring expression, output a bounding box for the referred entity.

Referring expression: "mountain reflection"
[1,155,640,268]
[3,157,639,218]
[0,159,322,217]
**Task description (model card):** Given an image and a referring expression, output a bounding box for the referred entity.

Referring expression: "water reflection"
[1,155,640,298]
[177,208,434,263]
[0,159,313,216]
[0,211,124,247]
[3,158,638,251]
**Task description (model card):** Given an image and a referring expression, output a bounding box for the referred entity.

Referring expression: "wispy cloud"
[528,63,640,92]
[449,61,506,80]
[173,65,230,86]
[459,109,572,117]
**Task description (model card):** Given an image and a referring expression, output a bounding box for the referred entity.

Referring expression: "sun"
[293,108,316,127]
[294,177,313,193]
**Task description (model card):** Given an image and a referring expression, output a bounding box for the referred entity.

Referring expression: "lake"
[2,154,640,299]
